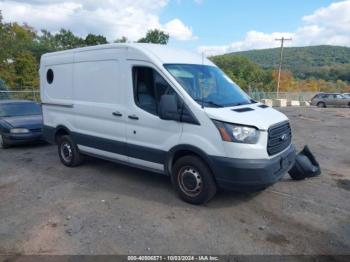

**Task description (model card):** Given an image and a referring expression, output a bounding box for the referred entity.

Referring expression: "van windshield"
[164,64,252,108]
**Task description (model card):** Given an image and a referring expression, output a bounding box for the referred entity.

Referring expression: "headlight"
[212,120,259,144]
[10,128,30,134]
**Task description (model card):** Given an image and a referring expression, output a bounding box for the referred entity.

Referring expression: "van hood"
[204,103,288,130]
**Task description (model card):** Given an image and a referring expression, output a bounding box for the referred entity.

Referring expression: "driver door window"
[133,66,175,116]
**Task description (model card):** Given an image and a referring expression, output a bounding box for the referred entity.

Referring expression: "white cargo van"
[40,43,295,204]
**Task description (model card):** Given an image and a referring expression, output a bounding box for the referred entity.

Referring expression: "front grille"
[267,121,292,156]
[30,128,42,133]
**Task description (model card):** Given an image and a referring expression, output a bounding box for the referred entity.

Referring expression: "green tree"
[33,30,58,54]
[211,55,272,91]
[13,51,39,89]
[0,11,13,84]
[85,33,108,46]
[54,29,85,50]
[0,17,37,89]
[138,29,169,45]
[114,36,128,43]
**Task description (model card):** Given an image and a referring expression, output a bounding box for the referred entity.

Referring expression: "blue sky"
[162,0,338,49]
[1,0,349,54]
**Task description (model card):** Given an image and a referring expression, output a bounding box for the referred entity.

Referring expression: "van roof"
[41,43,214,66]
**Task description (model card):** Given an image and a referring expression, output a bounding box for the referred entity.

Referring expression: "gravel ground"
[0,107,349,255]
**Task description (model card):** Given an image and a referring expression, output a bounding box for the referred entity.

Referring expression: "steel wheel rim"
[178,166,202,197]
[61,142,72,162]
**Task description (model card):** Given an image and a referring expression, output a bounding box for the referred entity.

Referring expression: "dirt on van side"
[0,107,349,256]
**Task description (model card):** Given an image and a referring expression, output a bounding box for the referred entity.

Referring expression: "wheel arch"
[317,101,326,107]
[54,125,71,144]
[165,144,216,177]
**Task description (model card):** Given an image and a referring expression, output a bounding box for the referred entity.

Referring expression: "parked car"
[40,43,296,205]
[0,100,43,148]
[311,93,350,108]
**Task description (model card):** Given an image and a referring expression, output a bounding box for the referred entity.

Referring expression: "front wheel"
[317,102,326,108]
[172,155,217,205]
[0,134,9,149]
[57,135,84,167]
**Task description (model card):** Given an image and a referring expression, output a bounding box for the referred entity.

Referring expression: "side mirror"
[159,94,180,121]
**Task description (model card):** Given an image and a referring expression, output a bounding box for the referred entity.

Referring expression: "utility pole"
[275,37,292,98]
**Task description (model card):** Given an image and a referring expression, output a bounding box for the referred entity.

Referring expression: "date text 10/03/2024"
[127,256,219,261]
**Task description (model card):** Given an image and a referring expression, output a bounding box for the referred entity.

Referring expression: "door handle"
[128,114,139,120]
[112,111,123,117]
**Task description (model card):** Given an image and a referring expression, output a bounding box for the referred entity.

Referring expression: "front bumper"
[3,132,43,145]
[209,145,296,191]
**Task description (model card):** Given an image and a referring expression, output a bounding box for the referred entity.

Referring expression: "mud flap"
[289,145,321,180]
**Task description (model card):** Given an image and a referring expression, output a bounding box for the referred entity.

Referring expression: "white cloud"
[199,0,350,55]
[163,18,195,40]
[199,31,294,56]
[176,0,203,5]
[302,0,350,27]
[0,0,195,41]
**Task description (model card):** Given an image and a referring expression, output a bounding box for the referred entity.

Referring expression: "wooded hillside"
[227,45,350,82]
[211,46,350,93]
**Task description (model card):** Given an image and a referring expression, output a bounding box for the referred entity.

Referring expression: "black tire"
[317,102,326,108]
[0,134,10,149]
[57,135,84,167]
[289,171,306,181]
[172,155,217,205]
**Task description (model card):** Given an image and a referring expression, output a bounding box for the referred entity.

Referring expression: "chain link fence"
[0,90,40,102]
[0,90,316,103]
[248,91,316,102]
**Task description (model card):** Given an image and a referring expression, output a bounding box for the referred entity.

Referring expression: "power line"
[275,37,292,98]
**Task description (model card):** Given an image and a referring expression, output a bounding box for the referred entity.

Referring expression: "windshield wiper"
[204,100,224,108]
[228,102,245,107]
[228,101,254,107]
[194,99,223,108]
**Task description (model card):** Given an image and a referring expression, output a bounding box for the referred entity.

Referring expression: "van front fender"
[165,144,215,176]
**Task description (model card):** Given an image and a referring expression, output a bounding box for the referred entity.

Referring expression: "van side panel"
[41,53,75,135]
[73,59,120,104]
[41,53,74,102]
[72,49,128,162]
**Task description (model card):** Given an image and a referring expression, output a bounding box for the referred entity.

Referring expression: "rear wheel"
[172,155,217,205]
[317,102,326,108]
[57,135,84,167]
[0,134,9,149]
